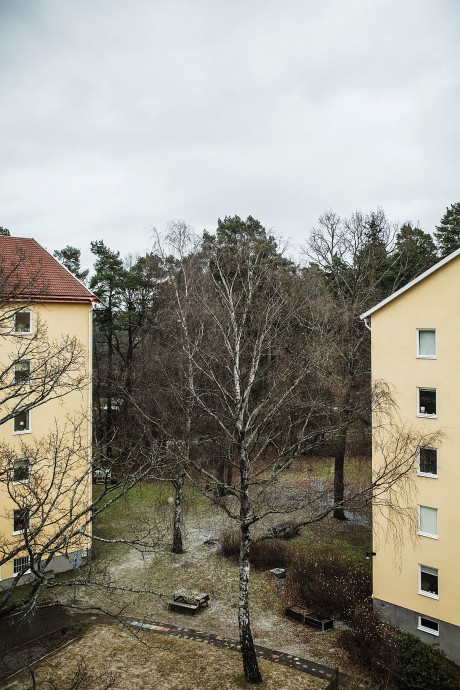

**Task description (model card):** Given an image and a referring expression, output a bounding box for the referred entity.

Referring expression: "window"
[13,458,30,483]
[418,447,438,477]
[418,615,439,636]
[13,508,29,534]
[14,410,30,433]
[417,329,436,358]
[14,311,31,334]
[418,506,438,538]
[13,556,31,575]
[417,388,436,417]
[419,565,438,598]
[14,360,31,384]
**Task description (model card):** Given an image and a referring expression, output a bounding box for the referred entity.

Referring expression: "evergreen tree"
[0,227,10,236]
[202,214,293,278]
[391,222,438,289]
[90,241,126,459]
[434,202,460,258]
[53,245,89,283]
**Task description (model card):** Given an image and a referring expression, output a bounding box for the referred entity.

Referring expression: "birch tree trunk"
[172,471,185,553]
[238,484,262,683]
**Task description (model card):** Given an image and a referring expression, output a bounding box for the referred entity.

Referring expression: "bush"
[339,601,399,679]
[285,552,371,620]
[250,539,293,570]
[396,633,457,690]
[219,531,294,570]
[219,530,240,561]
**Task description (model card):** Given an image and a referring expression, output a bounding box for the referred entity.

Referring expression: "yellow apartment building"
[361,249,460,663]
[0,237,97,586]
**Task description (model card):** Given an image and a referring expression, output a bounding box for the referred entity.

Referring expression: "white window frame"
[13,507,29,535]
[13,310,32,335]
[418,506,438,539]
[13,458,31,484]
[418,564,439,599]
[417,615,439,636]
[13,410,31,435]
[13,555,31,575]
[416,329,436,359]
[14,360,31,385]
[417,387,437,418]
[417,447,438,478]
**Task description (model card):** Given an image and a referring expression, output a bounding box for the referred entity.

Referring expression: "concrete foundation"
[0,549,90,589]
[374,598,460,665]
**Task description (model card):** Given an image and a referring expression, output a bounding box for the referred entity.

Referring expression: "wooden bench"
[167,600,200,613]
[167,590,210,614]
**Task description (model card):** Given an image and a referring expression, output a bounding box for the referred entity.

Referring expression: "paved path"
[81,613,348,686]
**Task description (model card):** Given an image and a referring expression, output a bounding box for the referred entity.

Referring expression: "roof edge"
[40,242,99,303]
[360,247,460,320]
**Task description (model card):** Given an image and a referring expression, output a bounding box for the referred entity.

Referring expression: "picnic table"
[167,590,210,614]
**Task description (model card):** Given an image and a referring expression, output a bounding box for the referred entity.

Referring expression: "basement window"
[419,565,438,598]
[417,388,436,417]
[13,556,31,575]
[418,616,439,636]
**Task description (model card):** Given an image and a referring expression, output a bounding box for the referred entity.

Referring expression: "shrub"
[396,633,457,690]
[219,531,293,569]
[285,552,371,620]
[250,539,293,570]
[339,601,399,679]
[219,530,240,561]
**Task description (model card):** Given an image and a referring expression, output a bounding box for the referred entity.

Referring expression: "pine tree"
[391,222,438,289]
[434,202,460,258]
[53,245,89,283]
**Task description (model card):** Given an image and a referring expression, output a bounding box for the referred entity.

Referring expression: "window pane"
[419,448,437,475]
[13,508,29,532]
[419,389,436,415]
[14,312,31,333]
[419,617,439,633]
[14,411,30,432]
[13,556,31,575]
[14,361,30,384]
[420,566,438,595]
[13,459,30,482]
[419,330,436,357]
[419,506,437,536]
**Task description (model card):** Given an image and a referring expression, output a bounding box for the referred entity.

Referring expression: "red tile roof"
[0,237,98,303]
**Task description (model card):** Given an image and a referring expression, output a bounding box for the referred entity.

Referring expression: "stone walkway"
[103,615,349,685]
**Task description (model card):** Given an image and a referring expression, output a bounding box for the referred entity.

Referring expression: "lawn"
[6,624,328,690]
[46,459,374,688]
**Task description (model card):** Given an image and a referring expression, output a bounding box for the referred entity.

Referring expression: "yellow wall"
[0,301,93,581]
[371,255,460,627]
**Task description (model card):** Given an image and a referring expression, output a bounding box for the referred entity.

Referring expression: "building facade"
[361,249,460,663]
[0,237,97,586]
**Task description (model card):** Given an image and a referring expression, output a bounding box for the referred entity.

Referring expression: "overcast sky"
[1,0,459,268]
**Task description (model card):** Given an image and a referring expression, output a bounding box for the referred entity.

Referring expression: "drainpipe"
[363,317,371,331]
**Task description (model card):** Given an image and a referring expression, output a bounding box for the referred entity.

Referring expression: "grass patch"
[16,624,328,690]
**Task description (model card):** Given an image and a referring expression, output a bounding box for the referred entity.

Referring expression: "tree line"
[50,205,454,683]
[0,203,456,684]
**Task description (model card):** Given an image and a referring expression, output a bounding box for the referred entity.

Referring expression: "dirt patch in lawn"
[4,624,328,690]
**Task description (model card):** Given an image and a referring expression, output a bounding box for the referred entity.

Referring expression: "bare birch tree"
[160,218,441,684]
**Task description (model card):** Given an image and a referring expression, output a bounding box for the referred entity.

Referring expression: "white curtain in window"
[420,506,437,536]
[419,330,436,356]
